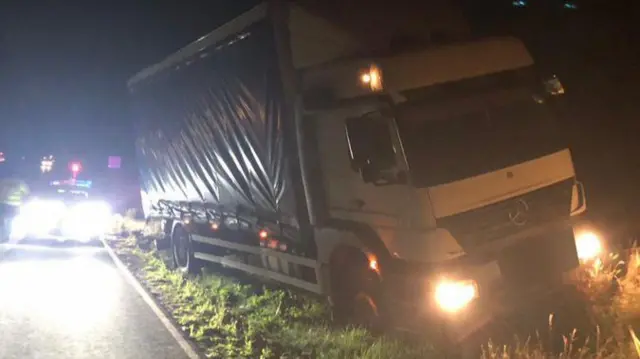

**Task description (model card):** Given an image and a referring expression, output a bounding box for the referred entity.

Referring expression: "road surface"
[0,243,193,359]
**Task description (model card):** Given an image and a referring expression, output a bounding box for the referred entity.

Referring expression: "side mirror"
[532,75,566,105]
[543,75,565,96]
[345,115,399,185]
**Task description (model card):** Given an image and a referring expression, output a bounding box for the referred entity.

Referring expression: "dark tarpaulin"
[130,19,296,226]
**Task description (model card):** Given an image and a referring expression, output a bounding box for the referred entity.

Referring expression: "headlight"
[21,199,66,218]
[359,64,383,92]
[10,216,29,238]
[62,201,112,238]
[12,200,66,238]
[434,279,478,314]
[574,230,603,261]
[70,201,112,219]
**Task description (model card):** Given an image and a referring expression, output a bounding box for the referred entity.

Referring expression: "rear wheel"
[171,225,202,275]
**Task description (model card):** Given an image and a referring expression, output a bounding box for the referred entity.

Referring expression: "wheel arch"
[315,218,391,298]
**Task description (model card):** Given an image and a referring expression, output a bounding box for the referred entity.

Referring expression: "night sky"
[0,0,259,159]
[1,0,639,229]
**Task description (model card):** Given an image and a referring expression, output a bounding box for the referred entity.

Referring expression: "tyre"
[171,225,202,275]
[332,256,386,332]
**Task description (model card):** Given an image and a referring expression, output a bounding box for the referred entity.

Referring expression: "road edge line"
[102,237,203,359]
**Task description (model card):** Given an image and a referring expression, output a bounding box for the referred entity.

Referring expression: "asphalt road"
[0,242,193,359]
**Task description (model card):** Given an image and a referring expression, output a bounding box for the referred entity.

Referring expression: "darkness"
[0,0,259,161]
[1,0,639,230]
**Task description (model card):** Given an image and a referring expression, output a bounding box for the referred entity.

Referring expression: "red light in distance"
[70,162,81,173]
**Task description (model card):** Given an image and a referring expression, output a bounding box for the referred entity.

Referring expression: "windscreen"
[396,70,566,188]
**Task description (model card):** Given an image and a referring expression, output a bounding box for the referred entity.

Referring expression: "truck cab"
[297,23,592,337]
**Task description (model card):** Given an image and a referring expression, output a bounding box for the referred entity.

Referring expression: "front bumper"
[382,224,581,343]
[386,270,578,344]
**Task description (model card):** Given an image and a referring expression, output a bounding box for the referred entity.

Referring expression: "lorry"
[128,1,599,341]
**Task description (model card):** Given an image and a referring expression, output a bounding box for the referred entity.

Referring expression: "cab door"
[311,105,434,256]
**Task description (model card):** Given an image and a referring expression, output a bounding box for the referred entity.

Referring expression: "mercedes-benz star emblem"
[508,198,529,226]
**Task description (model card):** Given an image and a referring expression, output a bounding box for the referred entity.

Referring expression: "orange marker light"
[259,230,268,240]
[369,259,378,272]
[367,253,380,274]
[360,64,383,92]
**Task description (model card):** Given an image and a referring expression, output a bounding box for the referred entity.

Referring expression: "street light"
[41,155,54,173]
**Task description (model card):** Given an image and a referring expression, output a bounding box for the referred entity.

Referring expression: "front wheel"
[351,290,383,331]
[332,259,386,332]
[171,225,202,275]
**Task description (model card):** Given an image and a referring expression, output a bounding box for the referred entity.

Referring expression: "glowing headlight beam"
[62,201,112,239]
[359,64,383,92]
[21,199,66,217]
[575,231,602,261]
[70,201,112,217]
[11,200,67,238]
[434,279,478,314]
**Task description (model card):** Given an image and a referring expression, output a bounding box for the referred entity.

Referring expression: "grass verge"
[107,235,437,359]
[108,218,640,358]
[482,251,640,358]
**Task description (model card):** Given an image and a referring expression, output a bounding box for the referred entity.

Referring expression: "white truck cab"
[300,34,591,337]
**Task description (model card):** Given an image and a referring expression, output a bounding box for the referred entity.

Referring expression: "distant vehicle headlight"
[12,199,66,237]
[62,201,112,239]
[434,279,478,314]
[70,201,111,219]
[20,199,66,218]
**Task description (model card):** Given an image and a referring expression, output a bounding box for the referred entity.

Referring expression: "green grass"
[481,251,640,358]
[110,217,640,358]
[113,236,435,359]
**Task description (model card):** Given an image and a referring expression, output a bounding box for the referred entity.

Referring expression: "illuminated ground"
[0,243,191,359]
